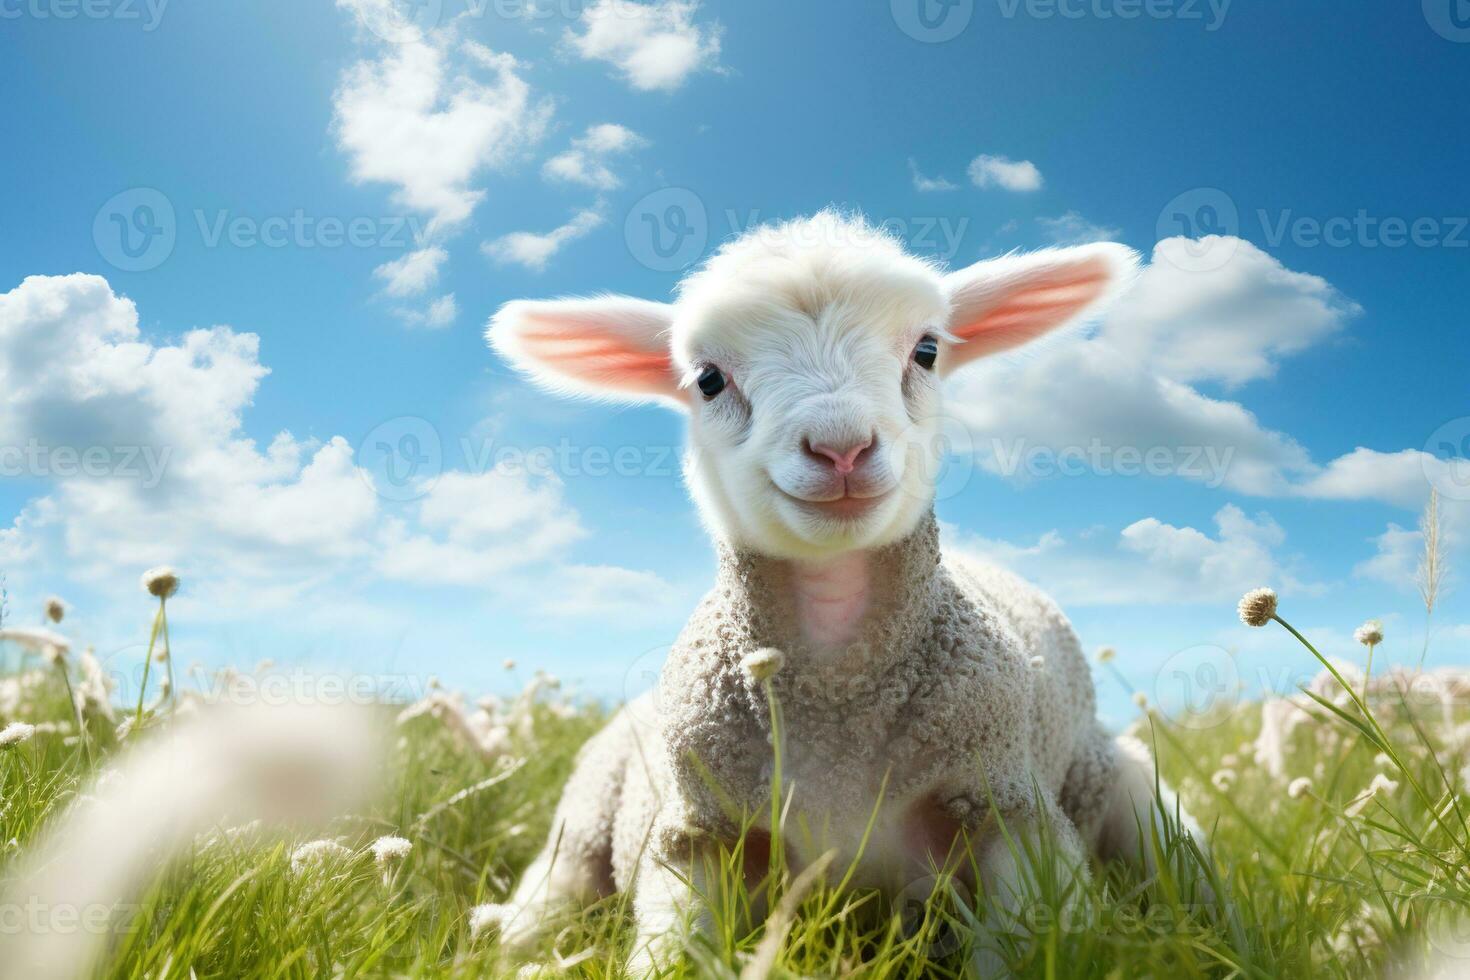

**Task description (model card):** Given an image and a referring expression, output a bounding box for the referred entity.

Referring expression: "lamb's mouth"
[773,484,894,521]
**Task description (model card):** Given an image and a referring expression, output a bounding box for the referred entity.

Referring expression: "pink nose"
[804,435,874,476]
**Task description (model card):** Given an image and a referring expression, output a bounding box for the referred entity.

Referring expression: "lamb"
[483,210,1207,973]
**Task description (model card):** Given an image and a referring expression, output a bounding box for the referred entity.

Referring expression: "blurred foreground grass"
[1,593,1468,979]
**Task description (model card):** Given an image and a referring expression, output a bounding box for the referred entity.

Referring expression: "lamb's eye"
[913,335,939,371]
[696,365,727,399]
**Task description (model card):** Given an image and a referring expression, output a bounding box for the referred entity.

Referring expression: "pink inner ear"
[518,319,676,395]
[950,257,1111,357]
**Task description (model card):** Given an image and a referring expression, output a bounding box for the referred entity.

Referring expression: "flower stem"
[1362,641,1375,704]
[135,600,163,724]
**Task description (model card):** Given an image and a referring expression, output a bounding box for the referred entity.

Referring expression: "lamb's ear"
[939,243,1138,373]
[488,295,685,408]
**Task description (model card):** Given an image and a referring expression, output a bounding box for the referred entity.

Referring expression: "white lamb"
[485,210,1207,973]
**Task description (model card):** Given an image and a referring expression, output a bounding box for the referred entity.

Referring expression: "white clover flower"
[1211,769,1236,792]
[371,835,412,867]
[44,597,66,624]
[0,627,72,660]
[1237,588,1278,627]
[0,722,36,748]
[1367,772,1399,796]
[140,566,180,599]
[468,903,508,939]
[1287,776,1313,799]
[1095,646,1117,664]
[1353,620,1384,647]
[740,648,785,684]
[1346,772,1400,817]
[290,839,353,874]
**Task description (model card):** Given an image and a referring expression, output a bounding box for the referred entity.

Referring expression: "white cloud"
[377,469,586,586]
[532,564,682,621]
[483,208,604,271]
[1037,211,1121,246]
[967,154,1043,192]
[392,293,458,329]
[1102,237,1360,387]
[1354,522,1424,589]
[950,237,1368,498]
[566,0,722,92]
[333,38,552,235]
[908,158,957,193]
[373,246,447,298]
[542,123,647,190]
[1294,448,1457,509]
[0,274,670,627]
[949,504,1312,606]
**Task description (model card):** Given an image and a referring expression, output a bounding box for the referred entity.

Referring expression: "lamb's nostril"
[805,434,876,476]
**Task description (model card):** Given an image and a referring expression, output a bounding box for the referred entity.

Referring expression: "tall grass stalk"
[1416,489,1446,668]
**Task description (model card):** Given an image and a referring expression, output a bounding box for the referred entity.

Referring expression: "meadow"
[0,529,1464,979]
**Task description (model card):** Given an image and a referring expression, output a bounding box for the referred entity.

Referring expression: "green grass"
[1,605,1467,979]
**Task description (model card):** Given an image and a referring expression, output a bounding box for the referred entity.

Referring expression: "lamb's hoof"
[969,945,1014,980]
[469,902,543,952]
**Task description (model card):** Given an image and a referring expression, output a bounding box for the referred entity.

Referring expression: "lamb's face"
[489,212,1137,561]
[671,254,950,559]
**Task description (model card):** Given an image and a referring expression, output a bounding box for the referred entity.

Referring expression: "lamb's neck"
[792,551,872,651]
[714,511,942,669]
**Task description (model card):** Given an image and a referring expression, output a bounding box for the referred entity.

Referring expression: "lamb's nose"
[803,435,875,476]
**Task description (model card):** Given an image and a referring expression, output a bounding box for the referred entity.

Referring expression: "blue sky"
[1,0,1467,726]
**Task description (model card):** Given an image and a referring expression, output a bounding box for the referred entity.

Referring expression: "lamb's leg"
[978,812,1089,926]
[625,850,711,977]
[1096,734,1212,896]
[485,706,641,951]
[911,794,1089,978]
